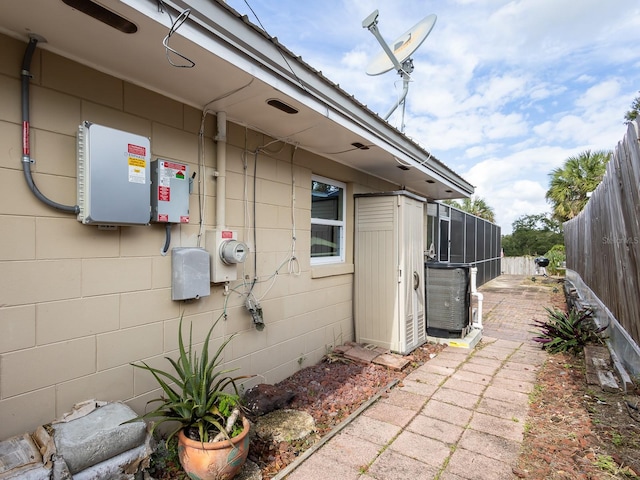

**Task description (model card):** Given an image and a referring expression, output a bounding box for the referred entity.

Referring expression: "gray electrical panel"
[151,159,190,223]
[172,247,211,300]
[77,122,151,225]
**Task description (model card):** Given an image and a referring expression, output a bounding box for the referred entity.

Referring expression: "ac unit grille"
[426,265,470,335]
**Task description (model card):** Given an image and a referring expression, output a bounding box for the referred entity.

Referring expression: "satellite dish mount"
[363,10,436,132]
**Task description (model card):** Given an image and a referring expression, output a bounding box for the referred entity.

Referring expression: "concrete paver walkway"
[283,275,554,480]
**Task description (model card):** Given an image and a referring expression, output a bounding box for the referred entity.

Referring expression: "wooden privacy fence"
[501,256,537,275]
[564,121,640,348]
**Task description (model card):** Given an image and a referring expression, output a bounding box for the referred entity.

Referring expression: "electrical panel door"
[77,122,150,225]
[151,159,190,223]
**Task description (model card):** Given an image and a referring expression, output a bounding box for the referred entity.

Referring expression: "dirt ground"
[514,284,640,479]
[516,350,640,479]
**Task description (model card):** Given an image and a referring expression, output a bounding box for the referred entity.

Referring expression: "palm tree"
[447,196,496,223]
[624,91,640,125]
[545,150,611,223]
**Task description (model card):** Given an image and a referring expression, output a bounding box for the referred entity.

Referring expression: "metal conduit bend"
[21,35,79,214]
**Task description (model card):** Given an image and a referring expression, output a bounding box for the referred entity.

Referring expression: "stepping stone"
[255,410,315,443]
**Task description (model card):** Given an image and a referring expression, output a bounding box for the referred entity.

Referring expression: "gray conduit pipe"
[21,35,79,214]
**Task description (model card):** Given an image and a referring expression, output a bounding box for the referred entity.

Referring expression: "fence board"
[564,120,640,347]
[501,256,538,275]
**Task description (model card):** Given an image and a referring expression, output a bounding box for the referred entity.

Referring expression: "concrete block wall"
[0,33,395,439]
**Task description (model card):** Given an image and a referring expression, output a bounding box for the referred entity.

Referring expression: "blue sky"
[226,0,640,233]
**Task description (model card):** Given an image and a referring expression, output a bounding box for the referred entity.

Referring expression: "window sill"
[311,263,354,278]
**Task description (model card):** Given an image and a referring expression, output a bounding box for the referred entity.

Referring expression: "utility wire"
[158,0,195,68]
[242,0,309,94]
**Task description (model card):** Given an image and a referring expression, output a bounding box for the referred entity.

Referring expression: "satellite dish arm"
[383,73,410,120]
[362,10,405,73]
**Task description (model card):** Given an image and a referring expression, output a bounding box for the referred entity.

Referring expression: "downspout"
[21,35,79,214]
[215,112,226,229]
[470,266,483,330]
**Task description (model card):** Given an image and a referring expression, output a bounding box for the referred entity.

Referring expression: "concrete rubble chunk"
[372,353,411,371]
[596,370,620,393]
[343,344,380,364]
[584,345,621,392]
[52,402,147,475]
[0,401,152,480]
[0,434,48,480]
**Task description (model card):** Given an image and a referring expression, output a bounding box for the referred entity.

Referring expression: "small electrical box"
[205,229,248,283]
[172,247,210,300]
[151,159,190,223]
[77,122,151,226]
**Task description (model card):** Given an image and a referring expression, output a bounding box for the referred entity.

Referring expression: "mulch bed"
[248,343,446,478]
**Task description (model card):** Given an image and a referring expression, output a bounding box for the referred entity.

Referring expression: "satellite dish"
[366,14,437,76]
[362,10,437,131]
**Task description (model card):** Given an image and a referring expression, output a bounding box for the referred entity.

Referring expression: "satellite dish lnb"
[362,10,437,130]
[366,14,437,76]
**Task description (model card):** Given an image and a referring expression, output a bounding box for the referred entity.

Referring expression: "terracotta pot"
[177,417,250,480]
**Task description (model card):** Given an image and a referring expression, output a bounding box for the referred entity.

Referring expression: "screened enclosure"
[425,201,501,287]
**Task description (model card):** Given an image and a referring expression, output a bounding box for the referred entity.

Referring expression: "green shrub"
[532,307,607,354]
[544,244,566,276]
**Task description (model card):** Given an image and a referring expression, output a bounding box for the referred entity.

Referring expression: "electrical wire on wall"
[195,80,255,247]
[239,134,300,306]
[157,0,195,68]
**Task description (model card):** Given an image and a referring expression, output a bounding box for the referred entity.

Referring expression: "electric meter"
[205,229,247,282]
[220,240,248,265]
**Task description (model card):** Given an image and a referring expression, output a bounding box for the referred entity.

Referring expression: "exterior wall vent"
[62,0,138,34]
[266,99,298,114]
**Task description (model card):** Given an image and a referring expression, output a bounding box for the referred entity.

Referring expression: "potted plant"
[130,315,251,480]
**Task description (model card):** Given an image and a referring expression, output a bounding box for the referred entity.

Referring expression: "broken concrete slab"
[0,401,152,480]
[585,345,621,392]
[52,402,147,474]
[0,434,48,480]
[343,344,380,364]
[372,353,411,371]
[596,370,620,393]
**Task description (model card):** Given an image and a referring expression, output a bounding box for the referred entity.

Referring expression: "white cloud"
[227,0,640,233]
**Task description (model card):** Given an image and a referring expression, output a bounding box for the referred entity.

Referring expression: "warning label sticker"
[180,216,189,223]
[160,161,186,182]
[128,144,146,156]
[158,186,170,202]
[128,157,146,184]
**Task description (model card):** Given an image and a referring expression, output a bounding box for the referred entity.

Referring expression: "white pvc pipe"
[215,112,227,229]
[470,266,483,330]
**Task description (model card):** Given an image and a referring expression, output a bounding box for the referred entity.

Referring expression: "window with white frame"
[311,175,345,264]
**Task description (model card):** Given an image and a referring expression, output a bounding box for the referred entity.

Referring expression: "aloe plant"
[130,315,248,443]
[532,307,608,354]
